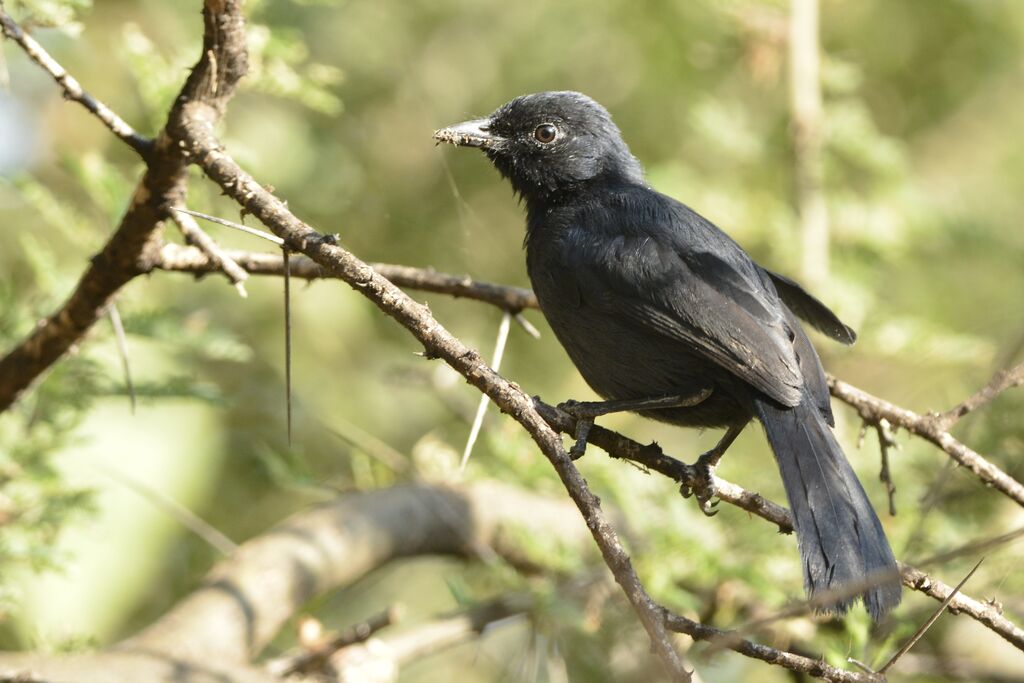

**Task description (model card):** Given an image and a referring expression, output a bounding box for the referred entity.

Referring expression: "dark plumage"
[435,91,900,619]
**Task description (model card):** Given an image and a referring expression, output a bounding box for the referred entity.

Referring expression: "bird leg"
[558,388,713,460]
[679,423,745,516]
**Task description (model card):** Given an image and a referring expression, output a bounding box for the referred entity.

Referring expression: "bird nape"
[434,91,901,621]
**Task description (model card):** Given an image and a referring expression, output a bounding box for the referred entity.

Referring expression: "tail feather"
[756,396,902,620]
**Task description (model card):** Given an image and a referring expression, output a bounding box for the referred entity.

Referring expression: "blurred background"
[1,0,1023,680]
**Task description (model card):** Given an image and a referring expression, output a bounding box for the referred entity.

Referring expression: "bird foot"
[680,450,721,516]
[557,391,714,460]
[569,418,593,460]
[556,398,606,420]
[557,400,597,459]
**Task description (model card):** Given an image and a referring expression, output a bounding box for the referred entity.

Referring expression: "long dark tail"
[755,396,902,620]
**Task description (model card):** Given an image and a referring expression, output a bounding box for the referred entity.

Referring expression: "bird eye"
[534,123,557,144]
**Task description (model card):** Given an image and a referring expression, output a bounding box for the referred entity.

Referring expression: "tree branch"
[154,242,539,311]
[0,482,593,682]
[0,1,248,412]
[937,363,1024,430]
[118,481,590,663]
[0,9,153,156]
[0,482,883,683]
[829,375,1024,508]
[265,606,402,677]
[168,209,249,297]
[664,612,880,683]
[534,400,1024,652]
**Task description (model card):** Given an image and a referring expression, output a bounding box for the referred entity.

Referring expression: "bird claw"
[557,399,599,459]
[680,453,720,517]
[568,416,593,460]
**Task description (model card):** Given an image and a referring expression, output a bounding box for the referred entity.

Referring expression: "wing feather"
[567,197,805,407]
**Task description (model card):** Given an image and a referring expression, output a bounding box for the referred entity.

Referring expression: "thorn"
[460,310,512,471]
[170,207,284,245]
[107,303,136,414]
[513,311,541,339]
[283,248,293,446]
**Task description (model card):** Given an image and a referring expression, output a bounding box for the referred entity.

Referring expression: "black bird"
[434,91,901,620]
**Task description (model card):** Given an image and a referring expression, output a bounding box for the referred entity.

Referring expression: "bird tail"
[755,396,901,620]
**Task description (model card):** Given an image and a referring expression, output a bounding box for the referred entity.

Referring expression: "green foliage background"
[1,0,1023,680]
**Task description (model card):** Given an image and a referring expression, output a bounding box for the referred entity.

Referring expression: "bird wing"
[568,195,805,407]
[763,268,857,345]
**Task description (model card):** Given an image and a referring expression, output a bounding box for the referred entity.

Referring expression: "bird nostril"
[479,124,491,132]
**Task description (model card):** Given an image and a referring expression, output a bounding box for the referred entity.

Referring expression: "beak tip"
[433,119,496,149]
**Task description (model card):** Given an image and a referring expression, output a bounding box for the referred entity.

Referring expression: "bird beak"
[433,118,500,149]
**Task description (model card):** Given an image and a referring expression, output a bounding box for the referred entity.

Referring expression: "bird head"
[434,91,643,204]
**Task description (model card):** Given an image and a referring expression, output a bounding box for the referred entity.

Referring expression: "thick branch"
[0,482,589,682]
[0,1,248,412]
[0,482,877,683]
[117,482,587,663]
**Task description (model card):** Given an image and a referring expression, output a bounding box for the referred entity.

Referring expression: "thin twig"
[461,310,512,470]
[0,8,153,156]
[875,419,897,516]
[900,562,1024,651]
[903,348,1024,557]
[830,376,1024,509]
[937,363,1024,430]
[664,611,879,683]
[877,558,983,674]
[266,605,402,677]
[513,311,541,339]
